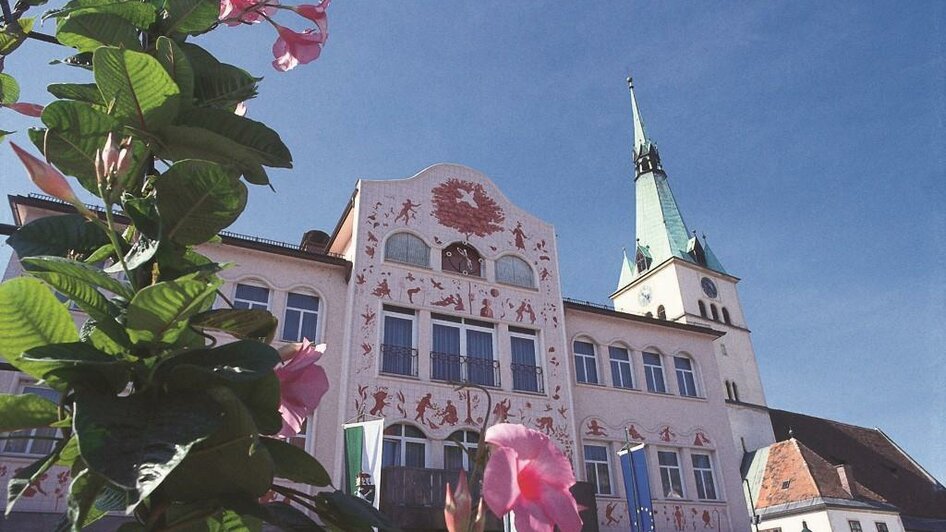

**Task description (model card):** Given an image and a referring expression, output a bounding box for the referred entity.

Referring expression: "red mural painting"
[511,221,528,250]
[586,419,607,436]
[370,389,389,416]
[371,278,392,299]
[627,424,646,441]
[493,398,512,423]
[436,400,459,426]
[604,502,622,526]
[415,393,434,425]
[394,199,421,224]
[693,431,711,446]
[431,179,505,238]
[659,425,676,443]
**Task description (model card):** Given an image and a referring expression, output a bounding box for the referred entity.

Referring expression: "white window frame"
[674,356,699,397]
[380,306,418,377]
[573,340,599,385]
[384,232,431,268]
[691,452,718,500]
[509,328,542,393]
[1,382,60,457]
[430,316,496,386]
[609,345,634,389]
[657,449,685,499]
[282,291,320,342]
[849,521,863,532]
[584,444,613,495]
[875,523,889,532]
[444,430,479,471]
[643,352,667,393]
[495,255,535,288]
[382,424,428,468]
[233,282,270,311]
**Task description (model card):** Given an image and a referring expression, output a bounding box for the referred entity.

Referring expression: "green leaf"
[7,436,72,513]
[93,46,181,131]
[155,36,195,105]
[205,510,263,532]
[161,386,274,501]
[73,389,223,503]
[79,318,127,355]
[47,82,104,104]
[0,73,20,104]
[0,129,13,142]
[189,309,277,341]
[57,13,141,53]
[176,108,291,169]
[49,52,94,70]
[56,436,81,466]
[0,18,34,56]
[315,491,399,532]
[157,125,268,184]
[0,277,78,365]
[156,159,247,245]
[104,233,159,274]
[160,0,219,36]
[61,469,108,532]
[225,500,323,532]
[30,100,121,192]
[22,256,133,299]
[0,393,59,431]
[18,342,131,393]
[125,273,221,345]
[231,373,281,436]
[8,215,111,259]
[122,195,161,239]
[181,42,258,107]
[162,340,280,383]
[260,437,331,487]
[46,0,157,29]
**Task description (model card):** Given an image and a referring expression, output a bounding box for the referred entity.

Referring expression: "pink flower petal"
[10,143,81,206]
[5,102,44,117]
[482,446,519,515]
[514,499,554,532]
[537,484,582,532]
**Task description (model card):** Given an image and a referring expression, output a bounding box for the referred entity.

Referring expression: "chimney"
[835,464,858,498]
[301,230,330,253]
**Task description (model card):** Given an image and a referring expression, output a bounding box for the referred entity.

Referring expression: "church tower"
[612,77,776,454]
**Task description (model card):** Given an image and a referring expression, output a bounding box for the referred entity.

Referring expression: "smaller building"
[743,438,904,532]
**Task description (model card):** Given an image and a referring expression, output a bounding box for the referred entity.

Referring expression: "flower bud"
[10,142,93,218]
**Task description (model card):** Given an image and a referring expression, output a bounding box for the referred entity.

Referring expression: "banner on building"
[619,443,655,532]
[344,418,385,509]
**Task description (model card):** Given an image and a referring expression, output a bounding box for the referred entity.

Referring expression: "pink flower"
[4,102,44,117]
[219,0,276,26]
[95,133,132,183]
[271,24,323,72]
[275,339,329,438]
[445,469,486,532]
[10,142,92,218]
[289,0,329,36]
[482,424,582,532]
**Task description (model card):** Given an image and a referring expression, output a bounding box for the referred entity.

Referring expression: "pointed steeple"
[617,76,725,287]
[617,247,634,290]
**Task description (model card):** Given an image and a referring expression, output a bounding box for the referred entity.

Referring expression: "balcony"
[510,363,544,394]
[430,352,501,388]
[380,344,418,377]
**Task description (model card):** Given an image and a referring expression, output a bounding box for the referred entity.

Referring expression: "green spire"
[622,77,726,283]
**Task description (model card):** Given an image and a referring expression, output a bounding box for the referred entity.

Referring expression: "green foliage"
[155,36,195,105]
[0,73,21,104]
[93,47,181,131]
[159,0,219,36]
[7,215,112,259]
[45,0,158,29]
[156,159,248,244]
[57,13,142,52]
[180,42,259,108]
[0,393,60,430]
[189,308,278,342]
[125,273,221,345]
[261,437,332,487]
[0,18,34,56]
[0,277,79,364]
[47,82,104,104]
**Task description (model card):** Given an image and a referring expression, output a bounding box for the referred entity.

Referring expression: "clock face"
[638,286,652,307]
[701,277,718,298]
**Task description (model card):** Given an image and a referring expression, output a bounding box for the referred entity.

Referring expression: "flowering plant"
[0,0,395,529]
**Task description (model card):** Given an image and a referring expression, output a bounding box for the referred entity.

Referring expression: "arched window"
[444,430,479,470]
[385,232,430,267]
[698,300,707,318]
[710,304,720,321]
[495,255,534,288]
[573,340,598,384]
[722,307,731,325]
[382,424,426,468]
[674,356,698,397]
[657,305,667,320]
[442,242,483,277]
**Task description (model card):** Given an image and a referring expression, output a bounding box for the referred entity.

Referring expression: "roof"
[562,298,725,338]
[769,409,946,519]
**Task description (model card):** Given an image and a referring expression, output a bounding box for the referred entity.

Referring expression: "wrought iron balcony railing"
[429,352,501,388]
[380,344,418,377]
[510,363,544,394]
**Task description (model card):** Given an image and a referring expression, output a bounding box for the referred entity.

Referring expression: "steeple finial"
[627,76,648,158]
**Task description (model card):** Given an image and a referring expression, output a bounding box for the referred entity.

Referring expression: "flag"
[619,443,655,532]
[344,419,385,509]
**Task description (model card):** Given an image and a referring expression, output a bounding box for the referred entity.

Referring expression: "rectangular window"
[584,445,612,495]
[674,357,698,397]
[691,453,718,500]
[643,353,667,393]
[875,523,889,532]
[234,283,270,310]
[609,346,634,389]
[658,450,684,498]
[431,318,496,386]
[2,385,60,456]
[282,292,319,342]
[849,521,863,532]
[574,341,598,384]
[381,309,417,377]
[511,332,542,393]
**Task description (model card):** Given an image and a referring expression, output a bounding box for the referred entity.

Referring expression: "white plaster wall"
[760,509,833,532]
[825,508,904,532]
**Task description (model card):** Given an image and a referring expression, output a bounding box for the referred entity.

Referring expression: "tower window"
[710,304,720,322]
[732,382,740,402]
[725,380,733,400]
[657,305,666,320]
[698,301,707,318]
[635,248,651,273]
[722,307,731,325]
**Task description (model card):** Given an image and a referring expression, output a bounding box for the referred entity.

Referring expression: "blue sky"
[2,3,944,481]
